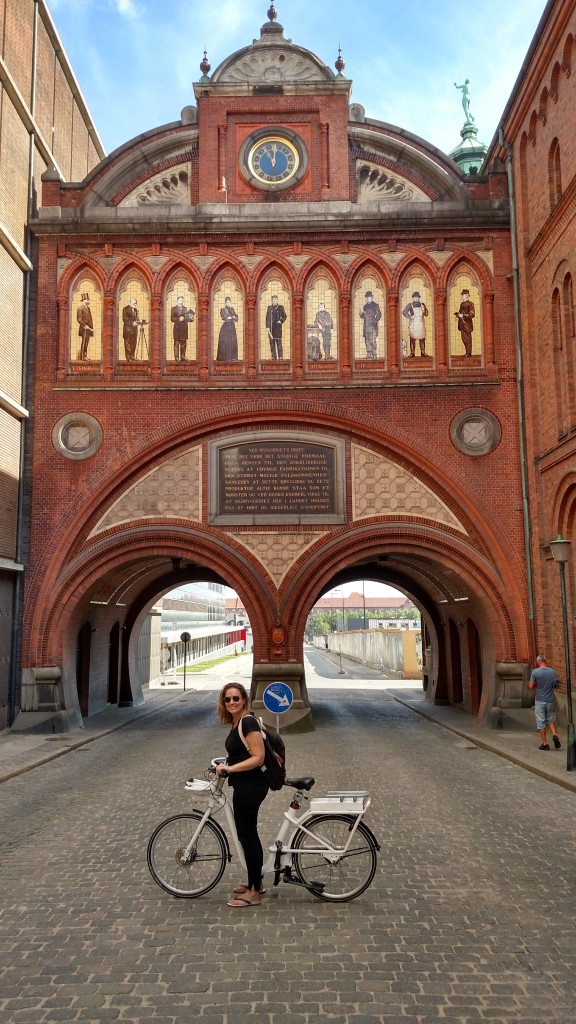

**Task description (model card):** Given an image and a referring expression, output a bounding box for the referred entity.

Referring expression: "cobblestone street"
[2,682,576,1023]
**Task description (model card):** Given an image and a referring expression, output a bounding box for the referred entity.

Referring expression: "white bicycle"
[147,758,380,902]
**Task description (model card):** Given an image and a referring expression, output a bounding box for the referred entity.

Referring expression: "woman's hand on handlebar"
[215,762,229,777]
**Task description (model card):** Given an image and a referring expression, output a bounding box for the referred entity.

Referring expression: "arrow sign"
[263,682,293,715]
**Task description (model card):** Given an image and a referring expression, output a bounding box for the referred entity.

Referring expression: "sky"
[46,0,548,159]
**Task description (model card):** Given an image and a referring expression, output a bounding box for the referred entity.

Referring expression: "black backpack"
[238,716,286,790]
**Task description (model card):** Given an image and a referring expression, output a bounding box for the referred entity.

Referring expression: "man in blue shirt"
[529,655,561,750]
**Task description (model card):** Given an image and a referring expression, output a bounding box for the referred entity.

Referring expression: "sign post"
[180,631,191,691]
[262,681,293,733]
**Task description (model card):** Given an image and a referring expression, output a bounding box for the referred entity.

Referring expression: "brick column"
[56,297,68,380]
[340,291,352,375]
[246,293,257,378]
[150,294,162,376]
[483,290,495,370]
[435,289,447,370]
[103,294,115,376]
[293,292,304,377]
[320,122,329,192]
[198,294,210,378]
[387,293,400,375]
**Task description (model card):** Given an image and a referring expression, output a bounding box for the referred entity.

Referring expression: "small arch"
[538,86,548,124]
[548,138,562,211]
[562,33,573,76]
[528,110,538,146]
[552,286,567,437]
[550,61,561,100]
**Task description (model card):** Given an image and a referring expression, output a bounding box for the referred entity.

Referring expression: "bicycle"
[147,758,380,902]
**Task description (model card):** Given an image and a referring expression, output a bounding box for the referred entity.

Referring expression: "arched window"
[552,286,568,437]
[304,269,339,365]
[548,138,562,211]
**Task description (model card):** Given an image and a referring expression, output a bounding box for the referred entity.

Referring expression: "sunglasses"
[224,695,242,703]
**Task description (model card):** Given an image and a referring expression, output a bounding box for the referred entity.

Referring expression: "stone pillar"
[103,293,115,375]
[56,297,68,380]
[339,291,352,374]
[150,294,162,376]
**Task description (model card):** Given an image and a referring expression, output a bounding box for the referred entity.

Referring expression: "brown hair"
[217,682,250,724]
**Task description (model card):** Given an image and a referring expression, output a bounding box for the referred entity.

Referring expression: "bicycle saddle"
[285,776,315,790]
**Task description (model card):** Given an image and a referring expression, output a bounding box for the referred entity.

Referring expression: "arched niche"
[70,273,103,365]
[400,268,434,364]
[118,273,150,363]
[304,268,338,364]
[212,272,244,364]
[447,266,483,364]
[164,272,197,364]
[352,268,386,363]
[258,270,291,364]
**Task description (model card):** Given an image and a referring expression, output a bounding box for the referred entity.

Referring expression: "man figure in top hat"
[171,295,195,361]
[454,288,475,357]
[402,290,429,357]
[360,290,382,359]
[76,292,94,361]
[265,294,287,360]
[122,297,140,361]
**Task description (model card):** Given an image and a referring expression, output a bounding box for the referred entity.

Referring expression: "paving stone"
[2,687,576,1023]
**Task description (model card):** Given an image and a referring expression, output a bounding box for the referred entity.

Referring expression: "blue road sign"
[263,682,293,714]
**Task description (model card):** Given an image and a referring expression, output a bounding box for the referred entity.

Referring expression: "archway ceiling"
[83,546,473,616]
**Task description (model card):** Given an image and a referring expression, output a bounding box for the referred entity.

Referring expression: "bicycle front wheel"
[292,815,378,901]
[147,812,228,898]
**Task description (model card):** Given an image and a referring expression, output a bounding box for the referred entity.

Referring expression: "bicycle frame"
[183,762,372,881]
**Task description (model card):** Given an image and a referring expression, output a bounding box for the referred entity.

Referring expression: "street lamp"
[549,534,576,771]
[332,587,345,675]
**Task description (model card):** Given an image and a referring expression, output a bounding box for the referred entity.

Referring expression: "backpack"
[238,715,286,791]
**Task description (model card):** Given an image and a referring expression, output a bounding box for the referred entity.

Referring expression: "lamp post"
[549,535,576,771]
[332,587,345,674]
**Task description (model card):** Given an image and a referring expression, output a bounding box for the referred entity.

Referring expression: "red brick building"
[485,0,576,724]
[0,0,103,729]
[21,3,534,730]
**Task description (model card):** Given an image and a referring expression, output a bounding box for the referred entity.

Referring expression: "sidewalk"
[1,681,576,792]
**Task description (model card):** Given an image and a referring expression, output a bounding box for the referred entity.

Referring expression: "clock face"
[247,136,300,185]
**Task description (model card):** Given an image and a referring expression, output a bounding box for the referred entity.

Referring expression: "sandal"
[539,743,550,750]
[233,884,266,895]
[226,897,261,908]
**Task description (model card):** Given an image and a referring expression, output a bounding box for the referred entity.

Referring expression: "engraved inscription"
[219,442,335,516]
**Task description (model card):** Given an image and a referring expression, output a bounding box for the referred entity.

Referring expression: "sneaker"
[539,743,550,750]
[553,735,561,749]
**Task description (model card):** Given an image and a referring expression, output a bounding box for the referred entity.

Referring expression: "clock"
[240,128,308,192]
[247,136,299,185]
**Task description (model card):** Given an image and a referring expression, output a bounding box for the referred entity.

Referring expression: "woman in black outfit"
[216,683,268,908]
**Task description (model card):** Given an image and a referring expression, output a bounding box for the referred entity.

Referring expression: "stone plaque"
[209,433,345,525]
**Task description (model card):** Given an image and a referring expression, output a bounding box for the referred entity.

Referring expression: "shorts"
[534,700,556,730]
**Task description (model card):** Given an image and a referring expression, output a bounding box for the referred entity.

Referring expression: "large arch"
[22,402,531,731]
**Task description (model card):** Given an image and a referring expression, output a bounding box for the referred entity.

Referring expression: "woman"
[216,683,268,907]
[216,296,239,361]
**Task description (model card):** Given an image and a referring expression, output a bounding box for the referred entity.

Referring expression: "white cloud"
[114,0,140,15]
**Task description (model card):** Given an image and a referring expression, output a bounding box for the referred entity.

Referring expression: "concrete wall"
[315,629,423,680]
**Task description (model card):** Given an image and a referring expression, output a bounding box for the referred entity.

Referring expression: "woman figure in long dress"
[216,296,239,360]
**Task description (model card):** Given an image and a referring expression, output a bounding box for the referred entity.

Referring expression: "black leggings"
[232,777,269,890]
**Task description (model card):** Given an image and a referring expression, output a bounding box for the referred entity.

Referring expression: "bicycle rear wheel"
[292,814,378,901]
[147,812,228,898]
